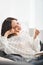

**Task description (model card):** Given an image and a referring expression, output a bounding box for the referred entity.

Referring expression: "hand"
[4,29,14,38]
[33,29,40,39]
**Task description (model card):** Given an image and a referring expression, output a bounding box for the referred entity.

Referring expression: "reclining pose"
[0,17,43,65]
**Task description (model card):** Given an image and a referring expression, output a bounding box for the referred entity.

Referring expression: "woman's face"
[11,20,21,35]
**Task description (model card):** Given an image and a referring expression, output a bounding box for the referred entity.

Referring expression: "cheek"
[11,29,15,33]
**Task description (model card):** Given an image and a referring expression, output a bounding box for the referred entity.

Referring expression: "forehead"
[11,20,21,24]
[11,20,17,24]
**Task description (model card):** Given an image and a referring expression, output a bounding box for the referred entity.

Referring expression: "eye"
[17,22,19,24]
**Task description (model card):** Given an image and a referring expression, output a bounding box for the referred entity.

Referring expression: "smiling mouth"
[15,30,21,33]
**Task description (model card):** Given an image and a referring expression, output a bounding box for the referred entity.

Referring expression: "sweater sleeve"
[0,36,8,51]
[32,37,41,52]
[0,36,13,54]
[28,36,41,52]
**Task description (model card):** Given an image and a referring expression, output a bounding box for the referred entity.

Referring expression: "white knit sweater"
[0,24,40,60]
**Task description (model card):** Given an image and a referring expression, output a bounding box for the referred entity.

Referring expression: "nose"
[16,24,21,30]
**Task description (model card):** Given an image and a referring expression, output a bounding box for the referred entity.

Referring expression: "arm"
[28,29,40,52]
[33,38,40,52]
[0,36,8,51]
[0,36,14,54]
[0,29,15,53]
[33,29,40,52]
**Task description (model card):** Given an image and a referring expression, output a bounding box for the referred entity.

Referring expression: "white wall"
[35,0,43,42]
[0,0,43,42]
[0,0,36,26]
[35,0,43,30]
[0,0,11,23]
[0,0,43,29]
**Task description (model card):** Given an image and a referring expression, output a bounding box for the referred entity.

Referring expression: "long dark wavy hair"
[1,17,17,38]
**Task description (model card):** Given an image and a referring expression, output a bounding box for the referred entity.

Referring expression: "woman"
[0,17,41,64]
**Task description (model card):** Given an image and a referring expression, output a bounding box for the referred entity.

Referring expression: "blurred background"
[0,0,43,42]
